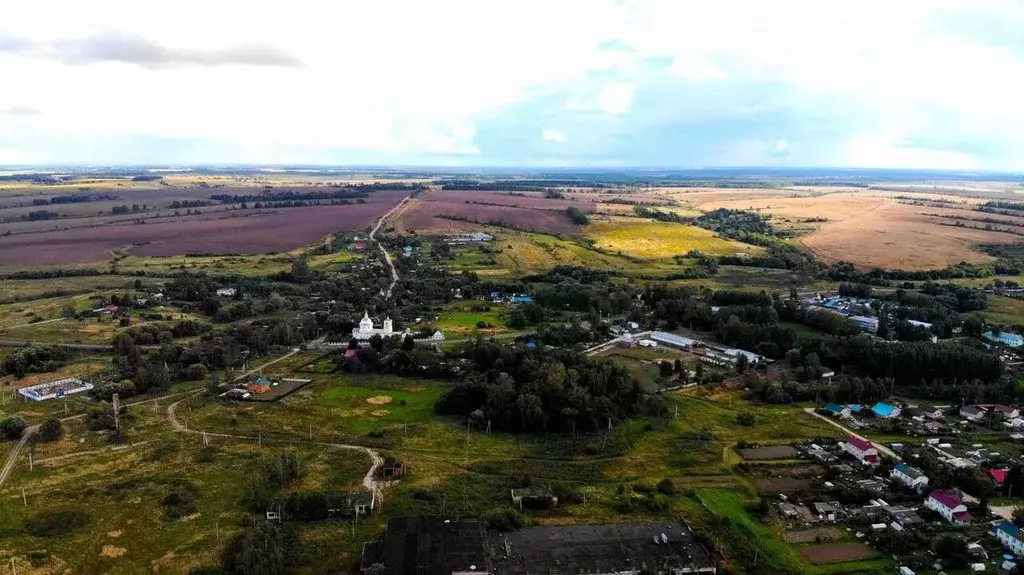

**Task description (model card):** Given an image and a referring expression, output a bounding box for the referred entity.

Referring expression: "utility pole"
[112,393,121,432]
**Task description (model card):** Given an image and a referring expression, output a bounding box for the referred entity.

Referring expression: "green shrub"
[735,412,756,426]
[38,419,62,443]
[483,508,528,532]
[162,479,199,521]
[24,509,89,537]
[633,482,655,494]
[0,416,27,440]
[657,478,677,495]
[551,482,583,505]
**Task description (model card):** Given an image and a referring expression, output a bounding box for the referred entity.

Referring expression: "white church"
[351,311,445,342]
[352,311,395,340]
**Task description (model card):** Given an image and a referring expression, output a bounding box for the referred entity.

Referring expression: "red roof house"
[841,436,880,466]
[990,469,1009,485]
[925,490,970,525]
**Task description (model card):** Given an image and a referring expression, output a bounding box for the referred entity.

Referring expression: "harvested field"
[783,527,842,544]
[586,218,760,259]
[397,200,579,234]
[698,192,1020,270]
[799,542,877,565]
[430,190,597,212]
[738,445,800,460]
[0,197,403,266]
[754,478,811,494]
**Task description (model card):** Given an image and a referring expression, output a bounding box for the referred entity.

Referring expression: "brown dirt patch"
[755,477,812,494]
[783,527,843,543]
[365,395,392,405]
[698,192,1019,270]
[100,545,127,558]
[738,445,800,460]
[370,410,390,417]
[799,543,877,565]
[395,193,582,235]
[106,530,123,538]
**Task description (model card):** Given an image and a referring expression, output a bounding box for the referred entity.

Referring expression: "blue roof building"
[985,331,1024,347]
[824,403,845,416]
[847,404,863,414]
[871,402,901,418]
[996,521,1024,557]
[651,331,698,348]
[510,294,534,304]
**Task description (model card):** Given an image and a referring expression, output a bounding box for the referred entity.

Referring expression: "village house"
[216,287,237,297]
[856,478,886,493]
[886,506,924,530]
[924,490,971,526]
[916,405,943,419]
[842,436,880,466]
[778,502,799,520]
[871,402,901,419]
[812,501,842,523]
[824,403,848,418]
[960,405,986,422]
[989,469,1009,486]
[995,405,1021,419]
[891,462,929,491]
[997,521,1024,557]
[381,458,405,479]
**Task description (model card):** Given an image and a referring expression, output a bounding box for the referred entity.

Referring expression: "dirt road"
[369,195,410,300]
[803,407,897,458]
[166,397,384,492]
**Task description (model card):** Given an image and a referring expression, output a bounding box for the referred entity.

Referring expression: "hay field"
[586,218,761,259]
[698,192,1020,270]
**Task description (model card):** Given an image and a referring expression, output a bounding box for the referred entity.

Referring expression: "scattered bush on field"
[24,509,89,537]
[1,416,27,440]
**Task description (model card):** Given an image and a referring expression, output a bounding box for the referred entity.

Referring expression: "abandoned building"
[510,487,558,510]
[360,516,490,574]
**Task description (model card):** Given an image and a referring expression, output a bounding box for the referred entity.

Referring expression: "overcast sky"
[2,0,1023,169]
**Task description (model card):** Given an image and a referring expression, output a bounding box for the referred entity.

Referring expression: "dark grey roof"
[361,516,489,575]
[488,521,716,574]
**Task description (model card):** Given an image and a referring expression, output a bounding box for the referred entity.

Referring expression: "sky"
[2,0,1024,170]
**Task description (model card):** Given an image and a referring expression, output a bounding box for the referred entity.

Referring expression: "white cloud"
[0,0,1022,166]
[670,54,726,81]
[597,83,635,116]
[541,129,567,143]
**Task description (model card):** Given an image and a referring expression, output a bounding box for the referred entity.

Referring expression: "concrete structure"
[891,462,929,490]
[925,490,971,525]
[216,287,236,297]
[17,377,94,401]
[446,232,495,243]
[842,436,880,466]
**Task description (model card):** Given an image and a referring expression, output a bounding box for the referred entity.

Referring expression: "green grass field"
[698,489,890,575]
[435,301,507,336]
[0,347,872,573]
[0,438,373,574]
[980,295,1024,325]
